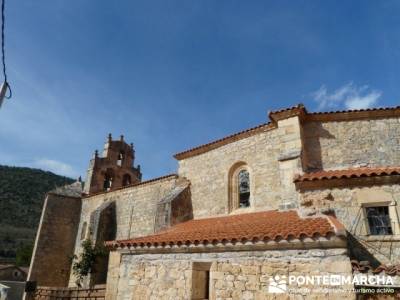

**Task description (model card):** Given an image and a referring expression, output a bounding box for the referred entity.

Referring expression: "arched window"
[103,169,114,191]
[103,174,112,191]
[122,174,131,186]
[117,151,125,166]
[228,162,251,212]
[238,169,250,208]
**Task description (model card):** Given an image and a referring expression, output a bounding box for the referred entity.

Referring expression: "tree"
[15,243,33,266]
[72,239,106,286]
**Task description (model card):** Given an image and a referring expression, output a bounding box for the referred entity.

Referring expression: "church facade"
[26,104,400,299]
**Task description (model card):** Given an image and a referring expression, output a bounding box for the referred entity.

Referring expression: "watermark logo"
[268,275,287,293]
[266,274,395,294]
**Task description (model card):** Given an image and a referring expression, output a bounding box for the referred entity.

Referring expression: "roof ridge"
[309,105,400,115]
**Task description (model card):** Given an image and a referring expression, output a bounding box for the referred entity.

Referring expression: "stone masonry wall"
[178,128,281,218]
[303,118,400,171]
[299,184,400,265]
[178,116,306,218]
[68,176,179,286]
[111,248,354,300]
[27,193,82,287]
[28,285,106,300]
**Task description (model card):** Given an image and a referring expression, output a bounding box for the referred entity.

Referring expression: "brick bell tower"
[83,134,142,195]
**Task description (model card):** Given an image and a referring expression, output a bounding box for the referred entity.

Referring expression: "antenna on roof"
[0,0,11,109]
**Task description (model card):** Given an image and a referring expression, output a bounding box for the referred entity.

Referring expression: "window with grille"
[365,206,393,235]
[238,169,250,208]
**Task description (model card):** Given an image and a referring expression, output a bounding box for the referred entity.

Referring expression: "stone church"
[26,104,400,299]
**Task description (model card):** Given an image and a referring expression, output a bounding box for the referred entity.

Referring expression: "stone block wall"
[104,252,120,300]
[178,127,281,218]
[28,285,106,300]
[303,118,400,171]
[275,116,304,208]
[27,193,82,287]
[110,248,354,300]
[68,175,179,286]
[177,117,307,218]
[299,184,400,265]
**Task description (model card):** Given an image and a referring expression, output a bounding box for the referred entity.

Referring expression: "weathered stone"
[28,106,400,300]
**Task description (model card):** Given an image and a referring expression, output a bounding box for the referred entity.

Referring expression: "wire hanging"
[0,0,11,107]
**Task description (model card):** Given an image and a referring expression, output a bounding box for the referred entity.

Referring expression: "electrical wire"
[1,0,11,99]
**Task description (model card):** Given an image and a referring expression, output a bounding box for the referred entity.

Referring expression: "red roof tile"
[305,106,400,122]
[308,106,400,116]
[106,210,344,249]
[268,104,306,115]
[351,260,400,276]
[268,104,307,123]
[294,167,400,183]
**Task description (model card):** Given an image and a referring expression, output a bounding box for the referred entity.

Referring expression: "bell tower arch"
[83,134,142,195]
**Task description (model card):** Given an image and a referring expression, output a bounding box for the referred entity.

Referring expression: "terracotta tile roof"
[351,260,400,276]
[309,106,400,116]
[306,105,400,122]
[268,104,306,115]
[268,103,307,123]
[106,210,345,249]
[294,167,400,183]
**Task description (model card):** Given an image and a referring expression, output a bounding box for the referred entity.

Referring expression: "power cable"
[1,0,11,99]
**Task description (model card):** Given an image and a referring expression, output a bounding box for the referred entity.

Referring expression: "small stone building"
[26,104,400,299]
[0,265,27,282]
[0,265,28,300]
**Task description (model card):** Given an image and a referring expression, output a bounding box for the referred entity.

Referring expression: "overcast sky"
[0,1,399,179]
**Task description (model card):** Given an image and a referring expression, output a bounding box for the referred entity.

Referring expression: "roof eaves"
[305,106,400,122]
[173,122,274,160]
[294,167,400,183]
[83,174,178,198]
[106,210,346,252]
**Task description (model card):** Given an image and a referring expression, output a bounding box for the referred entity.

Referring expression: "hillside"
[0,165,74,264]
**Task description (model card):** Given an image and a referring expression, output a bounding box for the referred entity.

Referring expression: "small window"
[238,169,250,208]
[366,206,393,235]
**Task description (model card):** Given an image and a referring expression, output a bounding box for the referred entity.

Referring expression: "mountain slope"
[0,165,75,260]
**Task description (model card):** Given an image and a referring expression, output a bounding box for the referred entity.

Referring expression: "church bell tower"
[83,134,142,195]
